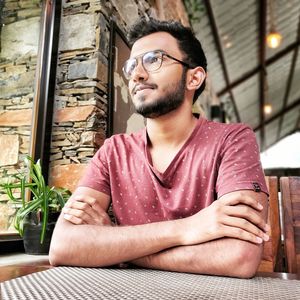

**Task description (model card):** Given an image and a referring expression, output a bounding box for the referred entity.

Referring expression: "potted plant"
[0,156,71,254]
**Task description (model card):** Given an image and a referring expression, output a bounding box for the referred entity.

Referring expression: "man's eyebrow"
[129,49,166,59]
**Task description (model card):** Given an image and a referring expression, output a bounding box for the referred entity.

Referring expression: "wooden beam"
[204,0,240,122]
[276,14,300,140]
[264,128,298,150]
[217,40,300,97]
[258,0,267,149]
[254,97,300,131]
[296,114,300,130]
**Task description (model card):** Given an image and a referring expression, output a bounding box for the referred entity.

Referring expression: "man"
[49,18,269,278]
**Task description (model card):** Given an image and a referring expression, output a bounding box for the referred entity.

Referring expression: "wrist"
[171,218,189,246]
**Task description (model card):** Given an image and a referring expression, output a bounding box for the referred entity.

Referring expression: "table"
[0,259,52,283]
[1,261,300,299]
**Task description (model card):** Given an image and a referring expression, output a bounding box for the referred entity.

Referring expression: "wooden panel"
[291,203,300,222]
[258,176,281,272]
[268,176,281,263]
[295,226,300,253]
[258,260,274,273]
[297,254,300,271]
[280,176,300,273]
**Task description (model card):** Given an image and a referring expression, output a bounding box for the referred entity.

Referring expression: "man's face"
[128,32,187,118]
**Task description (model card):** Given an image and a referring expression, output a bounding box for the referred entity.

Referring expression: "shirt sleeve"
[77,139,111,196]
[216,124,269,198]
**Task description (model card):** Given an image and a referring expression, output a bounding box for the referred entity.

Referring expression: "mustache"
[131,83,158,94]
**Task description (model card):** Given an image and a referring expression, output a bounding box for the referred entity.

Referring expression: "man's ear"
[186,67,206,91]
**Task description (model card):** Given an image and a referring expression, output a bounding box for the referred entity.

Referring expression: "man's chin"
[134,107,158,119]
[138,111,162,119]
[135,104,174,119]
[134,104,159,118]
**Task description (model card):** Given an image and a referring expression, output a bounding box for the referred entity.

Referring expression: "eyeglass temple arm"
[164,54,192,69]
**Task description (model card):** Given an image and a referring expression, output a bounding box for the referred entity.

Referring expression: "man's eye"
[129,63,136,72]
[127,61,136,73]
[144,54,159,64]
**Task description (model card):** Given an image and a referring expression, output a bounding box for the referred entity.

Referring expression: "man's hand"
[50,187,268,276]
[63,190,269,247]
[178,191,269,246]
[62,195,112,226]
[129,191,269,278]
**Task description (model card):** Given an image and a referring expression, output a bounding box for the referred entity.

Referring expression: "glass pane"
[0,0,42,235]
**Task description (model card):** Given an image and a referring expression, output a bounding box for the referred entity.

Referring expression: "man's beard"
[133,70,187,119]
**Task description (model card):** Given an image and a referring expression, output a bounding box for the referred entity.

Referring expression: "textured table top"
[1,267,300,300]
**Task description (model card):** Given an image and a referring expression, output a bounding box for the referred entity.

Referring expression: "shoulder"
[99,129,146,154]
[91,129,145,165]
[203,119,252,134]
[200,119,255,141]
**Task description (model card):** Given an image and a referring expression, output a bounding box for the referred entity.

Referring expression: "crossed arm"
[49,187,269,278]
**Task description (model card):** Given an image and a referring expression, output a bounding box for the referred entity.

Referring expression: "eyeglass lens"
[123,51,163,79]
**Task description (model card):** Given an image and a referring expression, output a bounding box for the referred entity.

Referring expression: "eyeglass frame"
[122,49,193,80]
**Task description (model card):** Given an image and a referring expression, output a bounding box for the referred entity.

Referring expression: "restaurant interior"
[0,0,300,298]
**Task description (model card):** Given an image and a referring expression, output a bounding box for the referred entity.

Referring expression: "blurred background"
[184,0,300,174]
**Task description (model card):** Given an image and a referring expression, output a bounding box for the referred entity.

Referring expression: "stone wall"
[0,0,42,232]
[48,0,190,191]
[0,0,190,233]
[0,0,191,233]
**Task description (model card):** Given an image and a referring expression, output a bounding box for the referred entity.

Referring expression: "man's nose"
[131,60,148,82]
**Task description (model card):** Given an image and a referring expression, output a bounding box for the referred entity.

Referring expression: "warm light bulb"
[224,41,232,49]
[264,104,272,114]
[266,31,282,48]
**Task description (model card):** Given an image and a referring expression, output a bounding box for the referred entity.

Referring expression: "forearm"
[131,238,263,278]
[50,189,268,271]
[49,216,183,267]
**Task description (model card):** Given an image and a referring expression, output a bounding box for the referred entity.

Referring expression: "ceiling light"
[221,34,233,49]
[264,103,272,115]
[267,0,282,49]
[224,41,232,49]
[267,31,282,48]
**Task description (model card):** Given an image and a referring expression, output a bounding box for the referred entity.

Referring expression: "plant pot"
[23,212,60,255]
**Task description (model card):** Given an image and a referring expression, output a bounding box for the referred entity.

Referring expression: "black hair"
[128,17,207,102]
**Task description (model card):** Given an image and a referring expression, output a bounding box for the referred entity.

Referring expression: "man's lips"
[132,84,156,95]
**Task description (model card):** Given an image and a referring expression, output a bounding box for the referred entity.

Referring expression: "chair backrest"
[280,176,300,273]
[258,176,281,272]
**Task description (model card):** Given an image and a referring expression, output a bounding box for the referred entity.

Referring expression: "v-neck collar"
[143,117,205,185]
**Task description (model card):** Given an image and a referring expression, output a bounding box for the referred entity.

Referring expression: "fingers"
[220,191,264,212]
[222,216,269,243]
[65,200,98,220]
[222,224,267,244]
[63,206,93,224]
[68,195,110,217]
[63,195,112,226]
[63,212,91,225]
[224,205,269,233]
[181,191,269,246]
[211,191,270,244]
[74,194,96,205]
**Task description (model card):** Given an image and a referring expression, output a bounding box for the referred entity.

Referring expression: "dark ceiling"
[186,0,300,151]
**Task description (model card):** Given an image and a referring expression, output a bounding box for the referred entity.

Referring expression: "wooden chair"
[258,176,281,272]
[280,176,300,273]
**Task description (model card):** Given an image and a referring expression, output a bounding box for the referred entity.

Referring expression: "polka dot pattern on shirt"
[78,119,268,226]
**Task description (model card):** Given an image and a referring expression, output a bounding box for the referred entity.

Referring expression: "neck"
[146,102,198,149]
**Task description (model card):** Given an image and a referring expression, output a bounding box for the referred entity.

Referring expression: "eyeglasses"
[122,50,192,80]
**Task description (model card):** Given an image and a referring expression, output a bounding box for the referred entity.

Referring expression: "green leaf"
[2,155,72,244]
[40,185,50,244]
[20,176,26,208]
